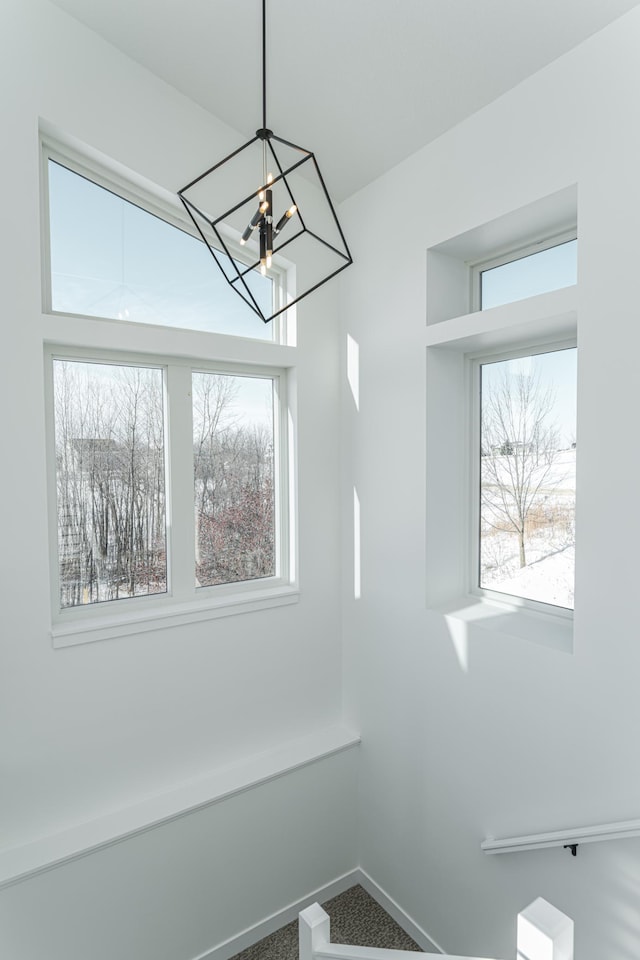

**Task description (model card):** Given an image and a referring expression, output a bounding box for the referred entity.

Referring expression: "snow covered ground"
[480,448,575,609]
[483,543,574,609]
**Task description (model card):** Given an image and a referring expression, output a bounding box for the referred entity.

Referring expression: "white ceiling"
[49,0,640,201]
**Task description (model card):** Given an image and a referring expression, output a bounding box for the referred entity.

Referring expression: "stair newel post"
[517,897,574,960]
[299,902,331,960]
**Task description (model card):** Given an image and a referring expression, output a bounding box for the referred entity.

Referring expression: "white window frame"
[469,228,577,313]
[41,137,292,345]
[40,135,299,646]
[45,346,296,645]
[467,338,576,620]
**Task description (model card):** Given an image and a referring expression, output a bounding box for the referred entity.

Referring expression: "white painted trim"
[357,868,445,955]
[302,894,497,960]
[318,949,492,960]
[51,582,301,647]
[42,312,298,369]
[425,184,577,325]
[433,593,573,656]
[317,944,438,960]
[517,898,573,960]
[192,868,445,960]
[44,344,298,647]
[425,285,577,653]
[192,871,361,960]
[466,339,576,622]
[482,816,640,855]
[470,230,577,313]
[41,134,291,347]
[425,285,577,352]
[0,725,360,890]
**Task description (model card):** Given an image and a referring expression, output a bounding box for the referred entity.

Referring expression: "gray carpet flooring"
[229,884,424,960]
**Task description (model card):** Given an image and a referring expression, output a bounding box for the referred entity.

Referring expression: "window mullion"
[166,363,196,601]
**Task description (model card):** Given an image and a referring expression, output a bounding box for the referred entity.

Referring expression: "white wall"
[9,1,640,957]
[0,752,358,960]
[340,8,640,960]
[0,1,353,956]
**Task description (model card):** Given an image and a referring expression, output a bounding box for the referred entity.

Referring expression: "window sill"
[431,594,573,655]
[425,284,577,351]
[51,584,300,648]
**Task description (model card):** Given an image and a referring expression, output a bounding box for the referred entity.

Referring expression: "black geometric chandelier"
[178,0,353,324]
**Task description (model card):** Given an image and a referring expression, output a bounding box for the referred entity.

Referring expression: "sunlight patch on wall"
[445,615,469,673]
[347,334,360,411]
[353,487,361,599]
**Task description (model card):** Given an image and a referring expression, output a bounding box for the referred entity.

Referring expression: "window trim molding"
[425,287,577,653]
[45,345,298,646]
[50,584,301,648]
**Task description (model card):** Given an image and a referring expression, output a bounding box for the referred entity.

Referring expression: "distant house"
[490,440,534,456]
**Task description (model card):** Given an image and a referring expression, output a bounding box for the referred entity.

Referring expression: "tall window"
[476,345,577,611]
[43,143,294,637]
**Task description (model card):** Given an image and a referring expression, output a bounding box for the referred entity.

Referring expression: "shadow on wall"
[432,594,573,675]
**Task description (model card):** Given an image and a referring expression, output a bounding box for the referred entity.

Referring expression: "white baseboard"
[357,868,445,955]
[192,869,361,960]
[193,866,446,960]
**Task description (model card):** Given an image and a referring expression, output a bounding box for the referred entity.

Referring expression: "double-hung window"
[42,142,296,643]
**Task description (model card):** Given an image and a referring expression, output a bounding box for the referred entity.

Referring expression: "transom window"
[476,234,577,311]
[42,139,296,641]
[46,154,281,341]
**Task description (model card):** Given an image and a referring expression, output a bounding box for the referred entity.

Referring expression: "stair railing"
[482,814,640,856]
[299,896,573,960]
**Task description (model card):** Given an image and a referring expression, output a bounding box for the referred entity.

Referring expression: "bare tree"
[55,362,275,606]
[480,368,560,570]
[54,360,166,606]
[193,373,275,587]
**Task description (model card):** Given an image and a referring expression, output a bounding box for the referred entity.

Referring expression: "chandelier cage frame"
[177,0,352,325]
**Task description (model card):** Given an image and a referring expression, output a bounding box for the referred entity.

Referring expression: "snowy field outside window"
[478,346,577,610]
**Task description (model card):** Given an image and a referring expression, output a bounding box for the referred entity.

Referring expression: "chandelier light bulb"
[275,204,298,235]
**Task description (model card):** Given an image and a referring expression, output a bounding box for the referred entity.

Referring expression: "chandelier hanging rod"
[262,0,267,133]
